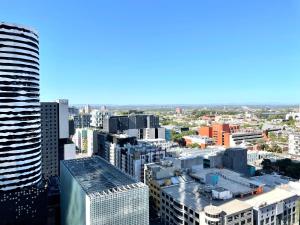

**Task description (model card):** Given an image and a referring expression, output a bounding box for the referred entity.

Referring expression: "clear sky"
[1,0,300,105]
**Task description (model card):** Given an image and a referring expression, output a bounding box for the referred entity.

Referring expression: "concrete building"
[0,22,47,225]
[60,156,149,225]
[41,99,73,179]
[189,168,264,198]
[184,135,214,149]
[167,147,225,168]
[90,109,110,129]
[125,127,166,140]
[289,133,300,155]
[96,133,137,163]
[115,142,166,182]
[199,124,263,147]
[204,200,253,225]
[73,113,91,128]
[144,160,198,216]
[160,166,264,225]
[245,188,299,225]
[247,150,273,165]
[222,148,248,175]
[103,114,160,134]
[161,181,207,225]
[229,132,264,147]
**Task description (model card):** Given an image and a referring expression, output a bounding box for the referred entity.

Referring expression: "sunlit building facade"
[60,156,149,225]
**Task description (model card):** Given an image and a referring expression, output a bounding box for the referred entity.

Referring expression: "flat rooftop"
[61,156,145,196]
[162,182,253,215]
[251,174,291,192]
[189,168,264,196]
[162,182,212,211]
[245,188,296,208]
[219,199,252,215]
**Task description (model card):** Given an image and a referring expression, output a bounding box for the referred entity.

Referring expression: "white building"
[204,200,253,225]
[286,112,300,121]
[245,188,299,225]
[247,150,273,165]
[60,156,149,225]
[229,132,263,147]
[90,109,110,128]
[289,133,300,155]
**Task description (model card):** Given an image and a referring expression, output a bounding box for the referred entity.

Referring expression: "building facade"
[60,156,149,225]
[289,133,300,155]
[245,188,299,225]
[0,22,47,225]
[103,114,160,134]
[41,100,73,179]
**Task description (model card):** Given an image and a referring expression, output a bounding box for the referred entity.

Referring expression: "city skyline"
[1,0,300,105]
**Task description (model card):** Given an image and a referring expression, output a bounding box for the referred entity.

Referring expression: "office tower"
[0,22,47,225]
[41,99,75,179]
[41,102,59,179]
[60,156,149,225]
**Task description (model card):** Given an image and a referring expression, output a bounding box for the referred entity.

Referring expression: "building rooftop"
[167,147,225,159]
[244,188,296,208]
[189,168,264,196]
[61,156,146,196]
[219,199,252,215]
[250,174,291,191]
[162,182,212,211]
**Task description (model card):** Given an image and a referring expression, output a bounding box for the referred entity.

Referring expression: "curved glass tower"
[0,22,41,191]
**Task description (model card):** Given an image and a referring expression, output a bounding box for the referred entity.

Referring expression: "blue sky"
[1,0,300,105]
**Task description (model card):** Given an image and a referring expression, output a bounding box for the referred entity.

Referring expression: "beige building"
[204,200,253,225]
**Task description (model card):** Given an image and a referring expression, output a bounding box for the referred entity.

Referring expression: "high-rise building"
[41,102,59,179]
[0,22,42,190]
[60,156,149,225]
[0,22,47,225]
[41,99,75,179]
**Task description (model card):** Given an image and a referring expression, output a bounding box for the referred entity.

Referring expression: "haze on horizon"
[1,0,300,105]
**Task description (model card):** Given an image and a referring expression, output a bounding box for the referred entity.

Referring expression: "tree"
[188,143,200,148]
[261,159,272,172]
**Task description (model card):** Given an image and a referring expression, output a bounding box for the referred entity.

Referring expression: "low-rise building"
[184,135,214,149]
[289,133,300,155]
[144,160,193,217]
[245,188,299,225]
[204,200,253,225]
